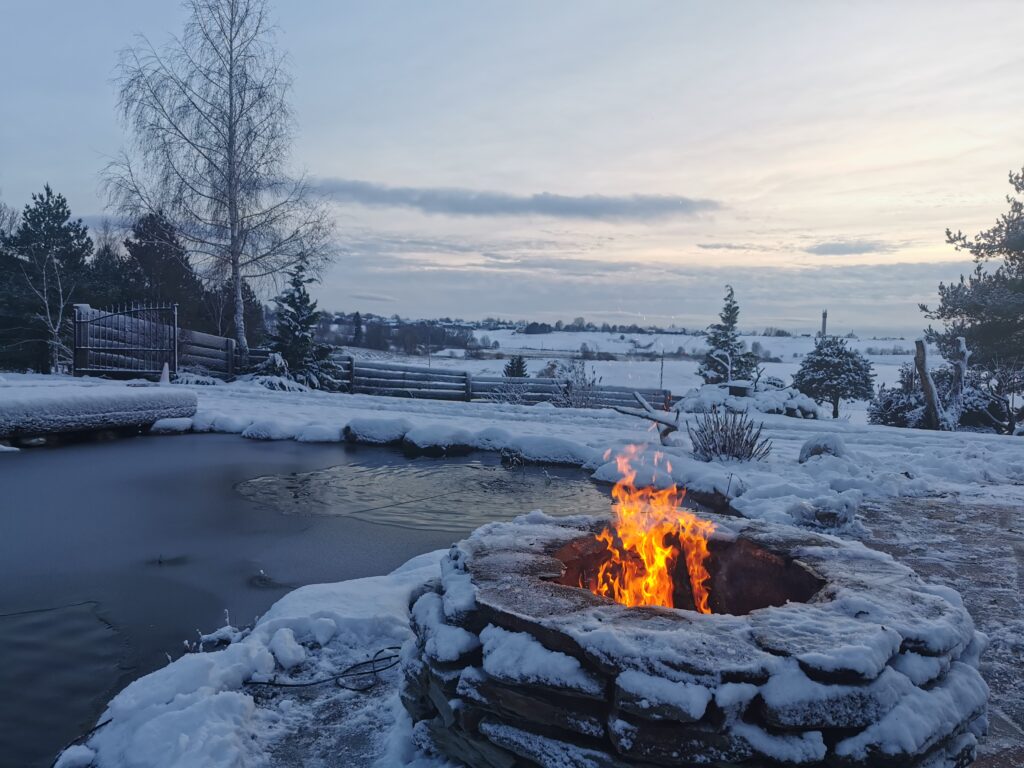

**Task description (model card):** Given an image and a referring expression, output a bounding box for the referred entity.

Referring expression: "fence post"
[172,303,179,375]
[348,355,356,393]
[225,338,236,377]
[465,371,473,401]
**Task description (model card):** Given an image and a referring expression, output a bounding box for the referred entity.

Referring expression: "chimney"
[821,310,828,338]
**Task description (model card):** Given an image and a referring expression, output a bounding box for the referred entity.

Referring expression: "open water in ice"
[0,433,609,767]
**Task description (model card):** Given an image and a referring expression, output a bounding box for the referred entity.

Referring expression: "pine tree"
[792,336,875,418]
[265,255,342,389]
[86,241,143,308]
[504,355,528,377]
[921,166,1024,397]
[699,285,757,384]
[2,186,93,371]
[123,213,207,327]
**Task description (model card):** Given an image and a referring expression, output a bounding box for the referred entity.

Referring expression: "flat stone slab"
[0,383,197,439]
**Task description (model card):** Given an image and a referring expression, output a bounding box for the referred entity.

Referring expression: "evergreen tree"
[504,354,528,377]
[351,311,364,346]
[921,167,1024,396]
[87,241,144,308]
[698,285,757,383]
[124,213,206,327]
[792,336,875,418]
[264,255,342,389]
[2,186,93,371]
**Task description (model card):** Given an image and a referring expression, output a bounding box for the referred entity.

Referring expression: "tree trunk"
[946,337,970,427]
[832,397,840,419]
[231,258,248,355]
[915,339,944,430]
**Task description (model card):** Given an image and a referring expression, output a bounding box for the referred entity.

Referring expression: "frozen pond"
[0,434,610,767]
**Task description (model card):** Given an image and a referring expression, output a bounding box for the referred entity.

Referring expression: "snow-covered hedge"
[675,384,821,419]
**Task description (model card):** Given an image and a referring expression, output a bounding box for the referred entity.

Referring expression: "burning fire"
[583,447,715,613]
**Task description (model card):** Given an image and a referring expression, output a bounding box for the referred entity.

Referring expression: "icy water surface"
[237,459,604,532]
[0,434,610,767]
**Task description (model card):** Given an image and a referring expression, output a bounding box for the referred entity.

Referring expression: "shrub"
[554,359,602,408]
[687,409,772,462]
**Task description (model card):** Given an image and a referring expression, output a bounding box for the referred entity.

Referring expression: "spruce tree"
[504,355,528,377]
[699,285,757,384]
[792,336,875,418]
[265,255,341,389]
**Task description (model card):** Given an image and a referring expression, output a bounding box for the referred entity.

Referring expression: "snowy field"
[363,331,922,424]
[1,374,1020,767]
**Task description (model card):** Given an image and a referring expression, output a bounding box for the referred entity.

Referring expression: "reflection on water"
[237,459,609,532]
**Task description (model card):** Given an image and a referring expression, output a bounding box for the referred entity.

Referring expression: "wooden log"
[354,360,467,379]
[352,387,469,400]
[180,352,230,372]
[179,328,234,348]
[353,375,467,391]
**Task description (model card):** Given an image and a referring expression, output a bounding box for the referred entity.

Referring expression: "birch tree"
[2,186,93,372]
[107,0,334,353]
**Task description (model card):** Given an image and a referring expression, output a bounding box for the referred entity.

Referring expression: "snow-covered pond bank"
[0,433,606,767]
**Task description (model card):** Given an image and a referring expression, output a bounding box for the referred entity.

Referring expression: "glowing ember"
[582,447,715,613]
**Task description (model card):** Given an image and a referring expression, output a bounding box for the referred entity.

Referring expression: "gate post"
[72,304,90,377]
[172,303,179,375]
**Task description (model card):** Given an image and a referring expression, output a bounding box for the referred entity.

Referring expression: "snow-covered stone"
[269,627,306,669]
[799,433,848,463]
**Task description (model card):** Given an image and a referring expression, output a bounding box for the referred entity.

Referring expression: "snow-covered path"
[859,498,1024,767]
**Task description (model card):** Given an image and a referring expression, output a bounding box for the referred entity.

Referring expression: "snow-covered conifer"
[699,285,757,384]
[503,355,528,378]
[263,255,342,390]
[792,336,875,418]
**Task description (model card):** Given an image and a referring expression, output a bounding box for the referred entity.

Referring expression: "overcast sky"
[2,1,1023,335]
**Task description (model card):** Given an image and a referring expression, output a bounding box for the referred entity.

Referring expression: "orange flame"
[584,447,715,613]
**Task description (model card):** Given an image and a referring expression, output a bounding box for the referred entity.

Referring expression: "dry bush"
[687,409,772,462]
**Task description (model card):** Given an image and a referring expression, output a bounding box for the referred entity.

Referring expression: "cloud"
[697,242,764,251]
[313,178,721,221]
[804,239,893,256]
[348,292,398,303]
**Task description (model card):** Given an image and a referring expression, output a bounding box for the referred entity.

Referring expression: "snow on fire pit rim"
[402,509,988,767]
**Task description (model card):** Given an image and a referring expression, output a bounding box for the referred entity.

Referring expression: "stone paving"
[857,497,1024,768]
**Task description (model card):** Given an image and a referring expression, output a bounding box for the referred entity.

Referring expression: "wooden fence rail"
[332,355,672,410]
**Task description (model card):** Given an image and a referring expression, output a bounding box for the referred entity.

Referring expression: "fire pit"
[402,458,988,767]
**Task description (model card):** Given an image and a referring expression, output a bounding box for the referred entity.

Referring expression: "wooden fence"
[333,356,672,409]
[72,304,671,410]
[73,303,268,378]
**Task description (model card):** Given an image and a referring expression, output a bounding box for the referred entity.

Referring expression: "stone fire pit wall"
[401,511,989,768]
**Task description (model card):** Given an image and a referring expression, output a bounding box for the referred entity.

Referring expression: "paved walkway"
[858,497,1024,768]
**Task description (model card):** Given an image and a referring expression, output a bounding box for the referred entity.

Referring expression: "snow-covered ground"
[2,373,1018,767]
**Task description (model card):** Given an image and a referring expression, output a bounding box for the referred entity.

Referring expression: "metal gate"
[73,303,178,378]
